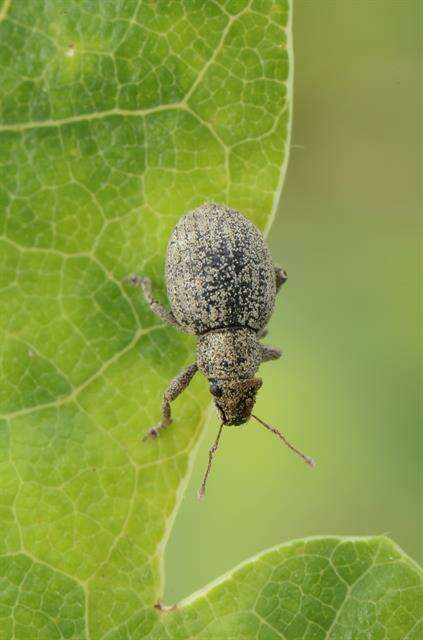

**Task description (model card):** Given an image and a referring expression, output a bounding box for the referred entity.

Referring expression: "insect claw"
[142,427,159,442]
[304,456,316,468]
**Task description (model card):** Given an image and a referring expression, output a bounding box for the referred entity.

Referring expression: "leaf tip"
[154,601,177,613]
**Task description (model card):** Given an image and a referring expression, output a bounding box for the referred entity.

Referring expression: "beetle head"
[208,378,263,425]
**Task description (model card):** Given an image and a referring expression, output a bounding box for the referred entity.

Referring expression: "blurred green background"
[165,0,421,602]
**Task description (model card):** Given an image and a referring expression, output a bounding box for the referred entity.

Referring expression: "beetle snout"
[229,416,248,426]
[214,390,258,425]
[214,399,248,426]
[217,407,248,426]
[209,377,262,426]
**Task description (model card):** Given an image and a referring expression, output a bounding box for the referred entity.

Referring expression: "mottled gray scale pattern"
[197,328,261,380]
[166,203,276,334]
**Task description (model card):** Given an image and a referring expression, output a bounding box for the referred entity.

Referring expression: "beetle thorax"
[197,327,261,380]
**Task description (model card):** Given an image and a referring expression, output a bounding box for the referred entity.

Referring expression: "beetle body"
[127,203,314,497]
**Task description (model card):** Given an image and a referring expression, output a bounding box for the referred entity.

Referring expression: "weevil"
[128,203,315,498]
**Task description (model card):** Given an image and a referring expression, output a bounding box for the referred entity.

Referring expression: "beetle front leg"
[260,345,282,362]
[127,275,182,330]
[275,266,288,293]
[144,363,198,440]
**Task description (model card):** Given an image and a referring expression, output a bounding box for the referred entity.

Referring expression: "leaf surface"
[1,1,422,639]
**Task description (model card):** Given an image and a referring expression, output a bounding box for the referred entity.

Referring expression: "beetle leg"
[275,266,288,293]
[143,363,198,440]
[257,326,268,339]
[127,274,182,330]
[260,345,282,362]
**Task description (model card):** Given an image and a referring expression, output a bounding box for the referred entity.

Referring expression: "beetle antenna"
[198,422,224,500]
[252,414,316,468]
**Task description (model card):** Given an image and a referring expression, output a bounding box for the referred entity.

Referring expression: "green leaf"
[1,1,422,639]
[157,536,423,639]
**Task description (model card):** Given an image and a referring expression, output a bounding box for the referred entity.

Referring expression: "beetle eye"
[209,383,223,397]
